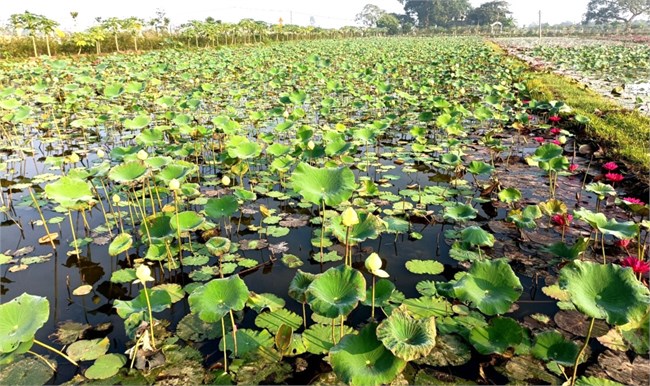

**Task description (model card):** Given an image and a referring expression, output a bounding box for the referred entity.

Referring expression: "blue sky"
[2,0,592,30]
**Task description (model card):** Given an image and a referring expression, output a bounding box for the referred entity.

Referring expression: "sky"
[1,0,592,30]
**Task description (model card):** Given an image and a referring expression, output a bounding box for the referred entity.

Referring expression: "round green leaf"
[330,323,406,386]
[468,317,523,355]
[0,294,49,353]
[108,161,148,183]
[188,275,249,323]
[443,203,478,222]
[84,353,126,380]
[205,237,231,256]
[451,258,523,315]
[44,176,93,209]
[290,162,355,207]
[559,261,650,325]
[288,270,316,304]
[331,212,385,245]
[205,196,239,220]
[306,265,366,318]
[170,211,204,232]
[460,226,495,248]
[376,305,437,361]
[498,188,522,204]
[405,260,444,275]
[531,331,578,366]
[108,233,133,256]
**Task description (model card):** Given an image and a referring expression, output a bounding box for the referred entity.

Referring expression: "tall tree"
[377,13,401,35]
[9,11,50,57]
[467,1,514,26]
[100,17,123,52]
[399,0,471,28]
[355,4,386,27]
[584,0,650,30]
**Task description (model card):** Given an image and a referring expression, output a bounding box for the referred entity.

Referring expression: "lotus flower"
[341,207,359,227]
[135,264,154,283]
[168,178,180,190]
[620,257,650,275]
[551,139,561,145]
[602,162,618,171]
[96,149,105,158]
[365,253,389,278]
[622,197,645,205]
[533,137,544,143]
[551,214,573,227]
[549,115,561,123]
[605,173,624,183]
[569,164,579,172]
[550,128,561,135]
[615,239,631,248]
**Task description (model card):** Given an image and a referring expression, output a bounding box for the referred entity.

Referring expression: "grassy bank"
[490,41,649,177]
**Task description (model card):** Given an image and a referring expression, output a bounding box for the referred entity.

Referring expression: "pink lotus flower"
[549,115,561,123]
[602,162,618,171]
[550,128,561,135]
[551,139,561,145]
[523,100,530,105]
[605,173,624,183]
[616,239,631,248]
[533,137,545,143]
[622,197,645,205]
[569,164,579,172]
[551,214,573,227]
[620,257,650,274]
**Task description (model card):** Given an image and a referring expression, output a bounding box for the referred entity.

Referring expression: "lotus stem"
[221,317,228,373]
[320,199,325,263]
[570,317,595,386]
[302,302,307,328]
[33,339,79,367]
[27,350,57,372]
[345,227,351,266]
[331,319,335,344]
[339,315,344,339]
[229,310,238,356]
[140,283,156,350]
[28,187,56,250]
[67,210,81,259]
[371,275,376,320]
[173,190,183,263]
[90,182,113,237]
[129,329,146,369]
[601,236,606,264]
[80,209,90,232]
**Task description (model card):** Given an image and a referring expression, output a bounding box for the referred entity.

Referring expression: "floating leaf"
[108,233,133,256]
[205,196,239,220]
[66,337,109,361]
[0,293,49,353]
[290,162,355,206]
[443,203,478,222]
[405,260,444,275]
[72,285,93,296]
[451,258,522,315]
[188,275,249,323]
[0,355,55,385]
[108,161,148,183]
[559,261,650,325]
[306,265,366,318]
[330,323,406,386]
[469,317,523,355]
[255,309,302,334]
[84,353,126,380]
[170,211,205,232]
[376,305,436,361]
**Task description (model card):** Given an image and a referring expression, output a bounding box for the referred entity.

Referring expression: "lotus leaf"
[443,203,478,222]
[460,226,495,248]
[498,188,522,203]
[44,176,93,209]
[108,233,133,256]
[531,331,578,366]
[451,258,522,315]
[255,308,302,334]
[559,261,650,325]
[169,211,204,232]
[205,237,231,256]
[289,270,316,304]
[188,275,249,322]
[469,317,523,355]
[84,353,126,380]
[330,323,406,386]
[306,265,366,318]
[597,219,639,240]
[331,212,385,245]
[376,305,437,361]
[108,161,149,184]
[405,260,444,275]
[290,162,355,206]
[0,293,49,353]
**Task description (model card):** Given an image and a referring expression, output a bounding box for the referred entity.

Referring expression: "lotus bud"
[96,149,105,158]
[307,140,315,150]
[222,175,231,186]
[112,194,121,204]
[68,153,80,163]
[342,207,359,227]
[558,135,567,145]
[260,204,271,218]
[137,150,148,161]
[169,178,180,191]
[135,264,154,283]
[365,253,382,272]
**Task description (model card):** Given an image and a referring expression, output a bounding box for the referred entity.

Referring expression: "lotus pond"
[0,37,649,385]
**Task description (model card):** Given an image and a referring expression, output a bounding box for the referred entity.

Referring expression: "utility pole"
[538,10,542,43]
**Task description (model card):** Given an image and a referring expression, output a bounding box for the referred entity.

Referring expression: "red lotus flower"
[622,197,645,205]
[605,173,624,183]
[620,256,650,274]
[616,239,631,248]
[551,139,561,145]
[533,137,544,143]
[523,100,530,105]
[550,128,561,135]
[549,115,561,123]
[569,164,579,172]
[551,214,573,227]
[602,162,618,171]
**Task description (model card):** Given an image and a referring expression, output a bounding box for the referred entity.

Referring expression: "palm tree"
[88,25,107,54]
[40,17,60,56]
[124,17,144,51]
[10,11,42,57]
[101,17,123,52]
